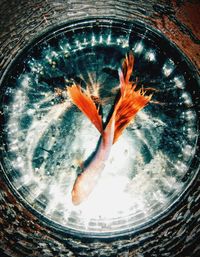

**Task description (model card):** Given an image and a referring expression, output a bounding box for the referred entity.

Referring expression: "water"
[0,19,199,236]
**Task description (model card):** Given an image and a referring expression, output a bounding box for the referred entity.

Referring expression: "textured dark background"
[0,1,199,256]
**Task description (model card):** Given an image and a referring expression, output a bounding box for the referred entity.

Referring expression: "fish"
[67,51,152,205]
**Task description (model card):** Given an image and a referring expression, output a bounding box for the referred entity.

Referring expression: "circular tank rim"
[0,16,199,239]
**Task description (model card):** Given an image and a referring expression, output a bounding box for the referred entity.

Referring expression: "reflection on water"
[1,19,199,234]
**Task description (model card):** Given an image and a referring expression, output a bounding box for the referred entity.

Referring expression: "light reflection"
[180,92,192,105]
[99,35,103,43]
[78,174,132,220]
[175,161,188,174]
[76,40,82,49]
[162,59,175,77]
[28,59,44,74]
[184,127,197,140]
[107,34,111,44]
[145,50,156,62]
[59,40,71,55]
[21,174,33,185]
[27,108,36,115]
[30,184,46,203]
[133,42,144,53]
[19,74,32,88]
[152,190,166,204]
[181,110,197,122]
[183,144,194,158]
[44,49,59,64]
[91,35,96,46]
[174,75,186,89]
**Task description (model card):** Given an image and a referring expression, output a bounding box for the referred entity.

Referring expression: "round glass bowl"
[0,18,199,236]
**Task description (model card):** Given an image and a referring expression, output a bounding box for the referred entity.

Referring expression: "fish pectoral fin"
[67,84,103,134]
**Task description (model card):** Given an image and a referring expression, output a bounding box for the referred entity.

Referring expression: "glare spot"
[19,75,32,88]
[117,38,121,45]
[175,161,188,174]
[44,50,59,64]
[51,51,59,58]
[180,92,192,105]
[107,34,111,44]
[31,184,46,201]
[12,89,27,112]
[28,59,44,74]
[76,40,82,49]
[21,174,32,185]
[133,42,143,53]
[152,190,166,204]
[49,184,60,195]
[174,76,186,89]
[145,50,156,62]
[181,110,197,122]
[99,35,103,43]
[91,35,96,46]
[78,175,132,219]
[116,37,129,48]
[27,109,35,115]
[83,37,87,44]
[184,127,197,140]
[182,144,194,159]
[59,41,71,53]
[122,40,129,48]
[10,143,19,152]
[162,59,175,77]
[66,43,71,49]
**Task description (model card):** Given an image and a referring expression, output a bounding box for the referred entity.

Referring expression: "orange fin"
[113,52,152,143]
[122,51,134,84]
[67,85,103,134]
[113,83,152,143]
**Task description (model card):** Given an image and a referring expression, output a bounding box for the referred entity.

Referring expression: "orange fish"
[67,52,152,205]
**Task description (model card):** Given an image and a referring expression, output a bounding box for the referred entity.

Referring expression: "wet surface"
[0,1,199,256]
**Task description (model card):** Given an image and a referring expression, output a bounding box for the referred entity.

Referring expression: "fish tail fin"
[122,51,134,84]
[67,85,103,134]
[113,52,152,144]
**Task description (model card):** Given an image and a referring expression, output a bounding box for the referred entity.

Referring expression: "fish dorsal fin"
[67,85,103,134]
[113,53,152,144]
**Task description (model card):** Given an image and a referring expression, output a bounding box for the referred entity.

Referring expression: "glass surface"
[0,19,199,235]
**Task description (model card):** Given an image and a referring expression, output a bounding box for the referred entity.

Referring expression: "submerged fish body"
[68,52,152,205]
[71,115,115,205]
